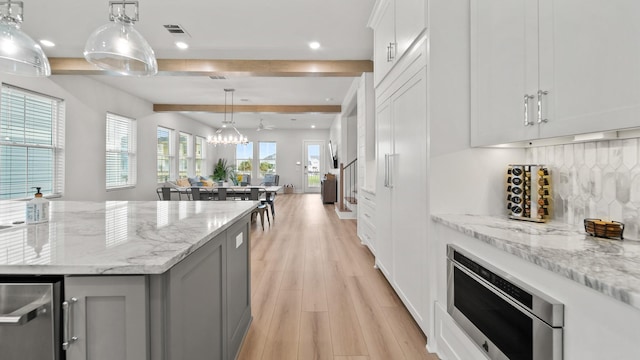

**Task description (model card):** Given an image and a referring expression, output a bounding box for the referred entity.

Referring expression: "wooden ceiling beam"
[153,104,341,113]
[49,58,373,77]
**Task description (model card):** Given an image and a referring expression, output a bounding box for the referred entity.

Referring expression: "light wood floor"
[238,194,439,360]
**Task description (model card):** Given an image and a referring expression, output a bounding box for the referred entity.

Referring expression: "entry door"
[303,141,324,193]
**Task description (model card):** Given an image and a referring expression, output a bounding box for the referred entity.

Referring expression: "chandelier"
[207,89,249,146]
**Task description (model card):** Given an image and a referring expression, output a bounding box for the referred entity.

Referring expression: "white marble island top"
[433,214,640,310]
[0,200,257,275]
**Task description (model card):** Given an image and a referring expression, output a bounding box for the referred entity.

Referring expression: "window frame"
[0,84,65,200]
[195,136,206,177]
[258,141,277,179]
[105,112,137,190]
[178,131,193,178]
[157,126,175,183]
[235,142,254,177]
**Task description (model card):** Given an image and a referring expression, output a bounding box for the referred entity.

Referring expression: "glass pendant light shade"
[84,18,157,76]
[0,3,50,77]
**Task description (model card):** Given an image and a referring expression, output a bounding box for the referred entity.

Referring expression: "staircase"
[336,158,358,219]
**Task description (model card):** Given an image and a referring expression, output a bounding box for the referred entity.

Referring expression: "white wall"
[215,129,329,192]
[0,74,217,201]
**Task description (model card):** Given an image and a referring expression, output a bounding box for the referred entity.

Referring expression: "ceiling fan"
[257,119,275,131]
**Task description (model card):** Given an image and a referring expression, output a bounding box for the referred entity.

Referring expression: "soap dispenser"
[26,187,49,224]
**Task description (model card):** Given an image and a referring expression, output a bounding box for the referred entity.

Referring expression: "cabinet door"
[390,67,428,324]
[168,234,226,360]
[226,216,251,359]
[375,95,393,277]
[538,0,640,138]
[394,0,425,60]
[470,0,539,146]
[373,0,396,86]
[64,276,147,360]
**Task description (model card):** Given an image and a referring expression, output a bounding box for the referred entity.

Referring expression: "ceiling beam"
[153,104,342,113]
[49,58,373,77]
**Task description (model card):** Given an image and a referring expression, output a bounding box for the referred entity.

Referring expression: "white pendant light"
[84,1,157,76]
[0,1,50,76]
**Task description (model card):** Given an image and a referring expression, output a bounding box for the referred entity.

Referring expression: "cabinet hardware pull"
[386,45,392,62]
[524,94,534,126]
[389,42,397,61]
[384,154,389,187]
[537,90,549,124]
[62,297,78,350]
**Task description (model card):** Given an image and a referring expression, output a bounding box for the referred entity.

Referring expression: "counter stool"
[251,203,271,230]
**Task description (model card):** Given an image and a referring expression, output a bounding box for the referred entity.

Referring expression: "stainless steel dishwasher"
[0,277,63,360]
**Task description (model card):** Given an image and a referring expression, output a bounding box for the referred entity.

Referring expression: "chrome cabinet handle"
[389,42,397,61]
[62,298,78,351]
[523,94,534,126]
[387,154,396,189]
[384,154,389,187]
[386,45,392,62]
[537,90,549,124]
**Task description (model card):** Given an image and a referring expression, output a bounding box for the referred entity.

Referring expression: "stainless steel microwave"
[447,245,564,360]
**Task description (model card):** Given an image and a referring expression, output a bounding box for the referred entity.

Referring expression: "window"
[195,136,206,177]
[106,113,136,189]
[259,142,277,177]
[0,84,65,200]
[157,127,174,183]
[235,142,253,176]
[178,132,192,178]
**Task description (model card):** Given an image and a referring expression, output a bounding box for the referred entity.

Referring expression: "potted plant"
[212,159,230,185]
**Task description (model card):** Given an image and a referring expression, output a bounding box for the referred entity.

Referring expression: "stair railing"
[339,158,357,211]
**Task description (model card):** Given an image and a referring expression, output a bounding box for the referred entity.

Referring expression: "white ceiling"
[19,0,376,130]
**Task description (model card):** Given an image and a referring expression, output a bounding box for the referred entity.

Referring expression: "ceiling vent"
[163,24,191,38]
[209,75,227,80]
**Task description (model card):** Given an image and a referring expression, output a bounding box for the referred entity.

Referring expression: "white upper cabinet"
[471,0,640,147]
[369,0,426,86]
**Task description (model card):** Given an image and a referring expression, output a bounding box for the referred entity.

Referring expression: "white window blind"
[106,112,136,189]
[178,132,192,178]
[157,126,174,183]
[0,84,65,200]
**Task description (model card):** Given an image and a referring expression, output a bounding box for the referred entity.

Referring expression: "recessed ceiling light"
[311,125,316,129]
[175,41,189,49]
[39,40,55,47]
[309,41,321,50]
[325,97,333,102]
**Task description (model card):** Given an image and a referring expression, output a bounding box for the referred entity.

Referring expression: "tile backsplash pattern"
[525,139,640,240]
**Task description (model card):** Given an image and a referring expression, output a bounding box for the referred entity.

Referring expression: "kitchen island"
[0,200,256,360]
[431,214,640,360]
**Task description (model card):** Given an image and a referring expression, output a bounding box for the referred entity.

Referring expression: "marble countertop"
[432,214,640,310]
[0,200,257,275]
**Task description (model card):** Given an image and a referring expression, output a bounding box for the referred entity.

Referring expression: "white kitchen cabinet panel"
[64,276,148,360]
[538,0,640,138]
[395,0,425,59]
[472,0,640,147]
[357,189,376,253]
[375,95,393,278]
[375,35,429,332]
[369,0,426,86]
[470,0,539,146]
[371,0,396,86]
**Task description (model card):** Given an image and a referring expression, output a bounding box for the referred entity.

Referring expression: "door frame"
[302,140,325,193]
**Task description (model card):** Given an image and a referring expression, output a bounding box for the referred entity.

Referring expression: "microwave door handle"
[0,298,49,325]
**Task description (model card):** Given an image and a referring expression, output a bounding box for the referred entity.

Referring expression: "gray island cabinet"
[0,200,255,360]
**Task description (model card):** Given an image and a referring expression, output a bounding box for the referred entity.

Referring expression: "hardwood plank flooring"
[238,194,438,360]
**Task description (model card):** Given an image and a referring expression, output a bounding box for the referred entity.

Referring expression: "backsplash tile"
[526,139,640,240]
